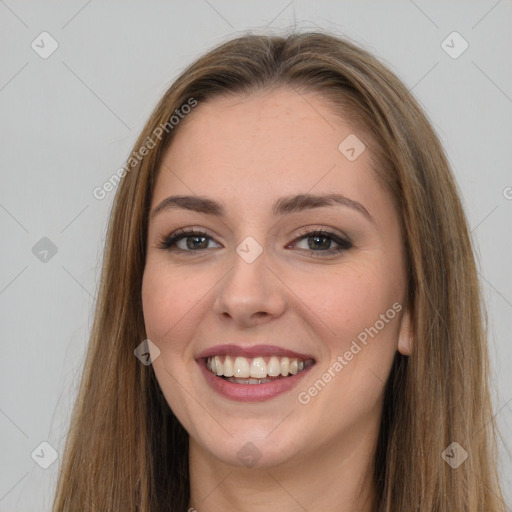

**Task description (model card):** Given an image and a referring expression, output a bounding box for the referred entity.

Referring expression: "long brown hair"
[52,31,507,511]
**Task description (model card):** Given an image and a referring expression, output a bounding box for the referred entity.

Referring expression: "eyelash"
[157,227,352,257]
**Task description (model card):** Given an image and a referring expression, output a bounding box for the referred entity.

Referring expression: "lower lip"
[198,359,314,402]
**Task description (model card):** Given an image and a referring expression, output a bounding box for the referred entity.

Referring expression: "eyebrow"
[150,193,374,223]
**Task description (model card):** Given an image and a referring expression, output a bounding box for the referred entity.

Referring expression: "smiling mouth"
[205,355,315,385]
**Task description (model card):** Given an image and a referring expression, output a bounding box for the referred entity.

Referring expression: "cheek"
[295,259,403,395]
[296,260,400,340]
[297,272,401,410]
[141,260,209,352]
[141,261,209,432]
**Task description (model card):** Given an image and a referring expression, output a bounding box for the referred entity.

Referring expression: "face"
[142,88,411,469]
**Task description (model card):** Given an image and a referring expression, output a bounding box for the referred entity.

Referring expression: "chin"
[199,432,302,470]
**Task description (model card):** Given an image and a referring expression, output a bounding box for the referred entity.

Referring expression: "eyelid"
[292,225,352,243]
[286,226,353,256]
[157,227,223,252]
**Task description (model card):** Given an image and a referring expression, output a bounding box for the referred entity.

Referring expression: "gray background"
[1,1,511,510]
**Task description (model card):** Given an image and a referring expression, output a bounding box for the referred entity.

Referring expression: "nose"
[213,248,286,328]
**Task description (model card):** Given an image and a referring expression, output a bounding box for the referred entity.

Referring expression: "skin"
[142,88,412,512]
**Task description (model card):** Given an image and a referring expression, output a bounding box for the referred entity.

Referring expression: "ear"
[397,306,413,356]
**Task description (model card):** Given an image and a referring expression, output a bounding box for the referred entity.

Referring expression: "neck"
[188,419,379,512]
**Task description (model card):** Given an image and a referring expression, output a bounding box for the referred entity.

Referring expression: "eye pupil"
[309,235,330,250]
[187,236,208,250]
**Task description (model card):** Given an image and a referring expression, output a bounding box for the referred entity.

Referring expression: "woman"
[52,31,507,511]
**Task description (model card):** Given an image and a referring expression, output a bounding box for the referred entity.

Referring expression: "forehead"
[153,88,386,219]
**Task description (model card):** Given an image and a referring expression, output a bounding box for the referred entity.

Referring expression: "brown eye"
[307,234,332,250]
[290,229,352,256]
[183,235,209,250]
[159,229,222,253]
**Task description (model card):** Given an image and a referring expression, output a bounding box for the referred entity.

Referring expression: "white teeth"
[249,357,267,378]
[280,357,290,377]
[234,356,250,378]
[267,356,281,377]
[206,356,313,384]
[206,355,311,380]
[223,355,234,377]
[214,355,223,376]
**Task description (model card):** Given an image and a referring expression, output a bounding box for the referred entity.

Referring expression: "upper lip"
[196,344,316,361]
